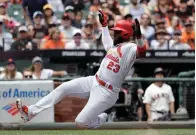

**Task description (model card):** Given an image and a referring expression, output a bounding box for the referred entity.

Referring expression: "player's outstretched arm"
[98,9,113,51]
[133,19,147,58]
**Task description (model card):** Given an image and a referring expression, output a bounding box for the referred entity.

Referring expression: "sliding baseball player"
[16,9,146,129]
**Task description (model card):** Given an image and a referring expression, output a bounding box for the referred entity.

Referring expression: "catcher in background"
[143,67,175,121]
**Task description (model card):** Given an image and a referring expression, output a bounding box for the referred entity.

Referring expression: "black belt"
[151,110,168,114]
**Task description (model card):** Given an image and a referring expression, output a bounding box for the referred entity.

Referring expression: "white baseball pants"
[28,76,119,128]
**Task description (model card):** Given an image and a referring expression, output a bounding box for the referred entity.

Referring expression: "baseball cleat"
[99,113,108,125]
[16,99,32,123]
[92,113,108,129]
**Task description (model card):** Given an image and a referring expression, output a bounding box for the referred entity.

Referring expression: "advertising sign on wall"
[0,80,54,123]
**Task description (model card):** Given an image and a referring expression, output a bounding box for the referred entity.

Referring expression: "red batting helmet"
[110,20,133,40]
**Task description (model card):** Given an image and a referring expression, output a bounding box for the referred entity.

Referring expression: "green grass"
[0,129,194,135]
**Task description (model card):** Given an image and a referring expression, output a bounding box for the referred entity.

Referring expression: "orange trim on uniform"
[22,105,28,115]
[117,44,122,58]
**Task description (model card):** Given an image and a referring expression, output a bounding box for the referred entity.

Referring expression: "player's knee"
[54,82,70,94]
[75,118,88,129]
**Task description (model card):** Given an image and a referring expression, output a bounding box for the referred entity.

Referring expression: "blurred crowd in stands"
[0,57,67,80]
[0,0,195,51]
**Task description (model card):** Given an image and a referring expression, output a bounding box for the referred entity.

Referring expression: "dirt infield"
[0,129,195,135]
[0,121,194,130]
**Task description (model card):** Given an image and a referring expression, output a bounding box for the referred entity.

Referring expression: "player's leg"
[137,106,143,121]
[75,85,118,129]
[16,76,94,122]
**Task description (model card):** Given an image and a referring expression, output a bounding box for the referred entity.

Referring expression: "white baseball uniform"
[27,27,139,128]
[143,83,175,120]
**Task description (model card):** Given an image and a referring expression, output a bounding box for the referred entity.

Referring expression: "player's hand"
[61,71,68,76]
[133,19,142,39]
[137,89,144,94]
[98,9,108,27]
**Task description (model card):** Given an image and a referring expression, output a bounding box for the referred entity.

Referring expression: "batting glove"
[133,19,142,39]
[98,9,108,27]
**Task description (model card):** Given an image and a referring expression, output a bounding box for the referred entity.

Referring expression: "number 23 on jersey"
[107,61,120,73]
